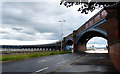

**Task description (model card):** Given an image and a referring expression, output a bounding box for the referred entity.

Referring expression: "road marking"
[56,60,69,66]
[35,67,48,73]
[38,60,46,62]
[52,54,89,72]
[58,61,66,64]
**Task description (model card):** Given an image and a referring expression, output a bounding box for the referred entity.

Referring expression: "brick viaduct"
[63,3,120,72]
[2,41,61,51]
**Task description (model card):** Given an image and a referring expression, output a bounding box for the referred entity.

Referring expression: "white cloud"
[87,37,108,47]
[2,0,60,2]
[0,39,58,45]
[1,1,104,45]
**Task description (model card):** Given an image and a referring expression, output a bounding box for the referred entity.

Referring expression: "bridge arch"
[64,3,120,71]
[76,28,107,43]
[65,40,73,51]
[66,40,73,45]
[76,28,108,52]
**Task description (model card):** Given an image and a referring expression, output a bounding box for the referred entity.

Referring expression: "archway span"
[77,30,107,44]
[65,40,73,51]
[76,30,108,52]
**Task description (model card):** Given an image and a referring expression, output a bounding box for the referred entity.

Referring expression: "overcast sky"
[1,0,107,47]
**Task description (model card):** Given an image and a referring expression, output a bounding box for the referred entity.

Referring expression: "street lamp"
[58,20,65,51]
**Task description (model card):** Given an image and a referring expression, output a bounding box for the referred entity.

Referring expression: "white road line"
[38,60,46,62]
[35,67,48,73]
[58,61,66,64]
[56,60,69,66]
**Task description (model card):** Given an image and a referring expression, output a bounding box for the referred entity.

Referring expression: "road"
[1,53,119,74]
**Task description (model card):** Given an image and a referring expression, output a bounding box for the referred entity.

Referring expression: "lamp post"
[58,20,65,51]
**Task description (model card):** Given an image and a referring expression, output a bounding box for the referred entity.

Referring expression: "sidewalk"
[51,53,119,74]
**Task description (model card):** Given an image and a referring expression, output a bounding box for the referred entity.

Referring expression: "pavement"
[1,52,119,74]
[85,49,108,53]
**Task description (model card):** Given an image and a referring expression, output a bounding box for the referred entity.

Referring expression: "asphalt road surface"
[1,53,119,74]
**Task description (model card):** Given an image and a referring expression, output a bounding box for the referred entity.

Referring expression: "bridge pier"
[73,43,78,53]
[73,30,87,53]
[106,6,120,71]
[109,41,120,72]
[77,43,86,53]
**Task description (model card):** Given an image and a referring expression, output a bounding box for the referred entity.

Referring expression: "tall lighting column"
[58,20,65,51]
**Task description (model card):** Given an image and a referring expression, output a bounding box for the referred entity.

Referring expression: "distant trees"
[60,0,119,14]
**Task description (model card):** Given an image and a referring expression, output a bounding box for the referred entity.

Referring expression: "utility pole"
[58,20,65,51]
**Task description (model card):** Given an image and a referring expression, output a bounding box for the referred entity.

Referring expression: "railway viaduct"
[63,3,120,72]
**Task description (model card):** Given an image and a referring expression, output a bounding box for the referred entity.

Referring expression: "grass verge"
[86,49,93,51]
[0,51,70,61]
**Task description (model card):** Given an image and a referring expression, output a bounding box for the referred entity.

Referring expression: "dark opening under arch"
[66,40,73,45]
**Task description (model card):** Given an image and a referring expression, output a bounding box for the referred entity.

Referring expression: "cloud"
[87,37,108,47]
[0,39,59,45]
[1,1,103,45]
[12,27,22,31]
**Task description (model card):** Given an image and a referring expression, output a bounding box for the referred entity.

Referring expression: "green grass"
[0,51,70,61]
[104,49,108,50]
[86,49,93,51]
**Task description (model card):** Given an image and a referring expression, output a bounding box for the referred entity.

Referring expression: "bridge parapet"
[64,9,107,42]
[64,33,73,42]
[75,9,107,36]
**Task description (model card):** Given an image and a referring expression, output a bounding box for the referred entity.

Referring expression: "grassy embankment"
[0,51,70,61]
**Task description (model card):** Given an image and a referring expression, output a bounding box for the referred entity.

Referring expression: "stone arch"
[76,28,107,43]
[65,40,73,51]
[76,28,108,52]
